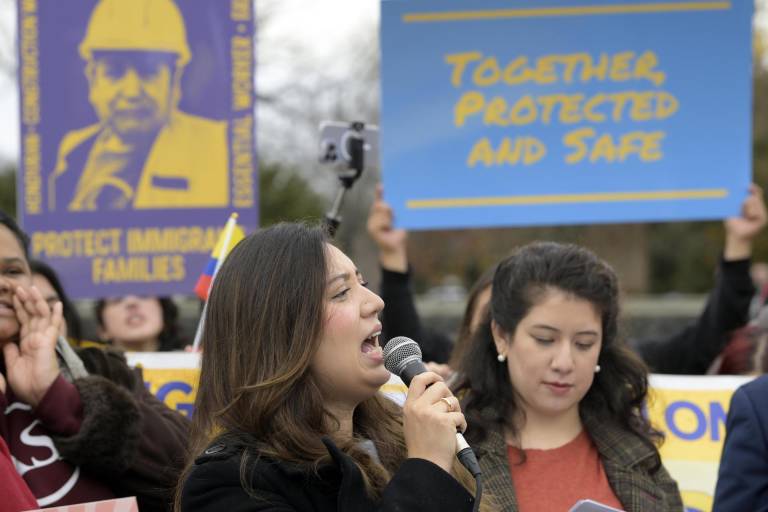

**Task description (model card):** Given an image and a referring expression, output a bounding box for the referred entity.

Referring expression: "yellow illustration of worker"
[49,0,229,211]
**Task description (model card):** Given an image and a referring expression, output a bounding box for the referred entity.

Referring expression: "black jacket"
[381,267,454,363]
[181,436,475,511]
[382,257,754,374]
[633,258,754,374]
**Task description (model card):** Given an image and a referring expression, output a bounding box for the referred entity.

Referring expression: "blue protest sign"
[381,0,752,229]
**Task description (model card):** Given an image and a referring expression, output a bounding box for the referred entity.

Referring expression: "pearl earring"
[595,364,601,373]
[497,354,507,363]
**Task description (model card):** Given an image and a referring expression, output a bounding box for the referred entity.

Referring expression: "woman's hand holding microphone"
[402,372,466,474]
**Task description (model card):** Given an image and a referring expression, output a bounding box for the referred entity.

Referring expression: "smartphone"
[318,121,379,170]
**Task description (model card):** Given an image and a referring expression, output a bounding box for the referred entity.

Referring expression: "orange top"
[508,429,624,512]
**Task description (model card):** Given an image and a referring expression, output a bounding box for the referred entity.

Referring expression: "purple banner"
[17,0,257,299]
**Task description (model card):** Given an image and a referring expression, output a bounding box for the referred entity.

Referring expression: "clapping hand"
[2,286,62,406]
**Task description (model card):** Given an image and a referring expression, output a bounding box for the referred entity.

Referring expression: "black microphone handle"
[398,359,482,478]
[400,359,428,386]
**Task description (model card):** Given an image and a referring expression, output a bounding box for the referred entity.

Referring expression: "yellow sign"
[126,354,750,512]
[648,375,752,511]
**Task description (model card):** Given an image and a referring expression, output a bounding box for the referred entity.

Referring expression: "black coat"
[380,267,454,363]
[181,436,476,511]
[633,258,754,374]
[381,257,755,373]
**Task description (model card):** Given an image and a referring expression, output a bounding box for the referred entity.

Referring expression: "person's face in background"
[31,273,68,339]
[311,245,388,409]
[0,226,31,344]
[751,262,768,291]
[87,51,179,142]
[469,285,492,334]
[493,287,602,425]
[99,295,163,349]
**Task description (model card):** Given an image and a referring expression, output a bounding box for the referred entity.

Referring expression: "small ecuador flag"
[194,213,245,300]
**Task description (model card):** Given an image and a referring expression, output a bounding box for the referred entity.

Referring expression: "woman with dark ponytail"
[454,241,682,511]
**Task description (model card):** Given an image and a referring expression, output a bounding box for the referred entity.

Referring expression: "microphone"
[383,336,482,478]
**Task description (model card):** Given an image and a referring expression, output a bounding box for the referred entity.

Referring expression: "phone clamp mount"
[319,121,370,237]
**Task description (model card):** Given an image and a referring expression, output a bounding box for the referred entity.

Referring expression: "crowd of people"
[1,183,768,511]
[0,211,189,511]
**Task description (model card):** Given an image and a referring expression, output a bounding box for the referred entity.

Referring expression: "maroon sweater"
[0,435,37,511]
[0,347,190,512]
[1,375,115,507]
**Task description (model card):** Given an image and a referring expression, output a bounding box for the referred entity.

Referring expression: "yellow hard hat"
[79,0,191,65]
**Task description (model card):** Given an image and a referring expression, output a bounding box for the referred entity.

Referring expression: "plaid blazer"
[473,414,683,512]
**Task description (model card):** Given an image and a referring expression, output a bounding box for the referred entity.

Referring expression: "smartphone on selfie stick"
[318,121,379,237]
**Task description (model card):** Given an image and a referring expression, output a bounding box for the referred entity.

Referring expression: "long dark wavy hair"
[454,242,662,460]
[0,209,29,260]
[449,264,497,369]
[175,223,490,510]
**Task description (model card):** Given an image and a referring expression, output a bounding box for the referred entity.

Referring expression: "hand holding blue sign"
[367,184,408,273]
[724,184,768,261]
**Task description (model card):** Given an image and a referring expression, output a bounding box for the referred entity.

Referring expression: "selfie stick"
[324,122,366,237]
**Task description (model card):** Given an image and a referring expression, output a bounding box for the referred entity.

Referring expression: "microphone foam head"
[383,336,422,375]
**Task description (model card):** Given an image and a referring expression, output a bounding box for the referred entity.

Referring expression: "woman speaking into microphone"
[178,223,490,511]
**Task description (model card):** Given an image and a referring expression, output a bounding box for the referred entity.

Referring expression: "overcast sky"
[0,0,763,165]
[0,0,379,165]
